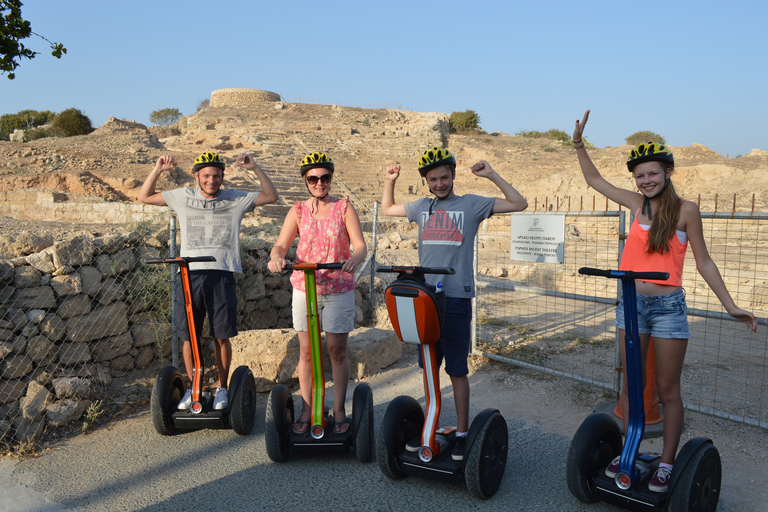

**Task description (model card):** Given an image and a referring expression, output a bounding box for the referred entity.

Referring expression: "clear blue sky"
[2,0,766,157]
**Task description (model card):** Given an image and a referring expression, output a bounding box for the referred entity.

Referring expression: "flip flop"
[333,418,351,434]
[291,420,310,434]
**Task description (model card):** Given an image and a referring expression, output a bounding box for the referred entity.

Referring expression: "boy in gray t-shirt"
[382,147,527,461]
[138,152,278,411]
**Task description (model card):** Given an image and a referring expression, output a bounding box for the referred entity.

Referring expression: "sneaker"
[177,389,192,410]
[452,436,466,461]
[213,387,228,410]
[405,436,421,453]
[605,456,621,478]
[648,466,672,493]
[605,456,649,479]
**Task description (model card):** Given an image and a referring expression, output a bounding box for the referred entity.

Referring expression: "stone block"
[14,266,42,288]
[77,265,103,296]
[25,335,57,364]
[45,399,91,427]
[52,377,96,400]
[58,294,92,319]
[0,260,14,281]
[0,378,26,404]
[66,301,129,342]
[52,235,94,268]
[95,277,125,305]
[20,380,52,421]
[25,248,56,273]
[58,342,91,366]
[91,332,133,361]
[40,313,67,341]
[2,354,33,379]
[230,329,299,392]
[51,273,83,297]
[12,286,56,309]
[131,321,170,348]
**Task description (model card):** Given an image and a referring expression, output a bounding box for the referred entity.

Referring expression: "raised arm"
[137,155,176,206]
[682,200,757,331]
[235,153,279,206]
[381,164,407,217]
[573,110,639,210]
[470,161,528,214]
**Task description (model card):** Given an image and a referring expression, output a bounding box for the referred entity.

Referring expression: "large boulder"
[230,326,402,392]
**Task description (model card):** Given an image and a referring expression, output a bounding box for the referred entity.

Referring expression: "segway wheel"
[376,395,424,480]
[150,366,185,436]
[352,383,374,462]
[229,366,257,435]
[566,413,622,503]
[465,410,509,499]
[265,384,294,462]
[668,442,721,512]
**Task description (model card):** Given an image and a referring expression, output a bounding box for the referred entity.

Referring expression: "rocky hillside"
[0,100,766,248]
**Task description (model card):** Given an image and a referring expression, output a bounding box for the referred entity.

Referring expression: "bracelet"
[573,142,585,149]
[572,139,582,144]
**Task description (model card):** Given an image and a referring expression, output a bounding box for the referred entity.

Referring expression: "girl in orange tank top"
[573,110,756,492]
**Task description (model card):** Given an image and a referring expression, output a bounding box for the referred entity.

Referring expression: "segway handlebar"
[376,265,455,276]
[578,267,669,282]
[284,263,343,271]
[144,256,217,265]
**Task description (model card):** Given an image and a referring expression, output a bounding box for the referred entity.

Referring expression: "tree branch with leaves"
[1,0,66,79]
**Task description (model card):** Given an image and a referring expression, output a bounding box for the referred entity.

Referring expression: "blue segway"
[566,267,721,511]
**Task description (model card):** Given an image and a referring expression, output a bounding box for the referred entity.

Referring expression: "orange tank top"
[619,212,688,286]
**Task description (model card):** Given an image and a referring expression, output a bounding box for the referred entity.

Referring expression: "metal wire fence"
[472,207,768,429]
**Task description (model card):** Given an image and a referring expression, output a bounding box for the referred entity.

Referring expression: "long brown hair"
[645,165,681,254]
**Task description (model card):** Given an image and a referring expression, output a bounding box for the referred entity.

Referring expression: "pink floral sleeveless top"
[290,197,354,294]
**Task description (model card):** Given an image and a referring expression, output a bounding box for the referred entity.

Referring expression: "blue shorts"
[418,297,471,377]
[615,289,690,339]
[175,271,238,341]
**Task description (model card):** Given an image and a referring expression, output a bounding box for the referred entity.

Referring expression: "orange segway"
[147,256,256,436]
[375,265,509,499]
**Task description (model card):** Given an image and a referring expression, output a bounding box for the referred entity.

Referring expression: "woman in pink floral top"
[268,152,367,435]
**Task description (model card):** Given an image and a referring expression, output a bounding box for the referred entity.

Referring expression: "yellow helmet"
[300,152,334,176]
[418,147,456,177]
[193,152,225,173]
[627,142,674,172]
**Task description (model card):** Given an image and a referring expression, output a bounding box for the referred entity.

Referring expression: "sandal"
[333,418,351,434]
[291,420,310,434]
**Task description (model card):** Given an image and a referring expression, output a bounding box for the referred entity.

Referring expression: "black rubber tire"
[352,383,374,462]
[265,384,293,462]
[375,395,424,480]
[229,366,257,435]
[668,442,721,512]
[465,410,509,499]
[150,366,184,436]
[566,413,623,503]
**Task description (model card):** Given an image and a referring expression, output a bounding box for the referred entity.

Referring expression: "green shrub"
[625,130,666,146]
[544,129,571,142]
[149,107,182,126]
[27,126,51,140]
[51,108,93,137]
[197,98,210,111]
[516,129,544,138]
[449,110,481,133]
[0,109,55,140]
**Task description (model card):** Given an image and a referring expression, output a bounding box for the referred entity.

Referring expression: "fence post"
[471,231,479,354]
[370,202,379,324]
[170,214,178,368]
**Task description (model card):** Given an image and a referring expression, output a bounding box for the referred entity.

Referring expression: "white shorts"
[292,288,355,334]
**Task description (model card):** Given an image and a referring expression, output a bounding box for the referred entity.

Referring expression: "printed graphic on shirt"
[185,213,233,250]
[420,207,464,245]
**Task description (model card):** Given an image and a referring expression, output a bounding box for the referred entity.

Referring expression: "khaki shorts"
[292,288,355,334]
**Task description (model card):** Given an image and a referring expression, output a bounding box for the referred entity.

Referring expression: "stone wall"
[209,88,281,107]
[0,189,164,224]
[0,231,375,445]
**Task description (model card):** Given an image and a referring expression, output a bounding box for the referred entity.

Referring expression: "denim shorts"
[292,288,355,334]
[615,288,690,339]
[418,297,471,377]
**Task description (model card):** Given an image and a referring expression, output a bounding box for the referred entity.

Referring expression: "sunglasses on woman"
[306,173,331,185]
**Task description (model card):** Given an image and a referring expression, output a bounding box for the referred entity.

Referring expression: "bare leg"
[213,337,231,388]
[450,374,470,432]
[326,332,350,424]
[181,340,193,382]
[653,337,688,465]
[296,331,312,425]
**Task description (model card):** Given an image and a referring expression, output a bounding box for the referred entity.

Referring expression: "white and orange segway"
[375,266,508,499]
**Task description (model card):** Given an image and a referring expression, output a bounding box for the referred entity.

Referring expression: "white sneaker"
[213,387,228,410]
[178,389,192,410]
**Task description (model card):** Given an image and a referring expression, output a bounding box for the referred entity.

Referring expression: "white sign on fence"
[510,215,565,264]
